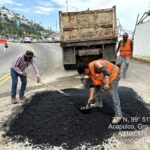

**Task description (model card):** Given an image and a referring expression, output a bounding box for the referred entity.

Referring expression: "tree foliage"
[0,15,44,38]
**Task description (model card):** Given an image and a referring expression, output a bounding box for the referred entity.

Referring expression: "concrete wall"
[134,21,150,58]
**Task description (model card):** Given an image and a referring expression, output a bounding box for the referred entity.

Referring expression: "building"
[133,10,150,59]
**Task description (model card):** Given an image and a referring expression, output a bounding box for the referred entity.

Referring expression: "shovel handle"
[27,75,70,96]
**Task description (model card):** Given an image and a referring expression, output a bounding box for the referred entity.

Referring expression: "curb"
[133,57,150,63]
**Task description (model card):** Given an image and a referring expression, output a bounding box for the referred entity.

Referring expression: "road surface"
[0,42,150,150]
[0,42,76,96]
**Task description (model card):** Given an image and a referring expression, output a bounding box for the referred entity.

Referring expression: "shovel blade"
[80,105,91,113]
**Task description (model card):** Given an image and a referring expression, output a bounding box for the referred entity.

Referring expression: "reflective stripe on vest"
[119,39,132,58]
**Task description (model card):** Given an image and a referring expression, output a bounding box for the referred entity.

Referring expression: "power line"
[117,18,133,37]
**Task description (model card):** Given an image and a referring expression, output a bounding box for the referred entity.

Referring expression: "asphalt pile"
[5,87,150,149]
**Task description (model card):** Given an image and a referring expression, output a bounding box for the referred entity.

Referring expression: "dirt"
[4,87,150,150]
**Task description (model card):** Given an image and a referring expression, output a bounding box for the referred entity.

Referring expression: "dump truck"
[59,6,118,69]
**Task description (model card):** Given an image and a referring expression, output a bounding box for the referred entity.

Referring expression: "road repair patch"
[4,87,150,149]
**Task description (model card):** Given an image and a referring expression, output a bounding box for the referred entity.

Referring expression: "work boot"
[11,97,18,104]
[19,96,26,101]
[90,102,103,108]
[112,116,122,124]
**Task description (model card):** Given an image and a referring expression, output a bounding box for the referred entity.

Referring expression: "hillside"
[0,7,45,38]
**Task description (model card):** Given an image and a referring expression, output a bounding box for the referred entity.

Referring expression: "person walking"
[116,33,133,78]
[10,50,40,104]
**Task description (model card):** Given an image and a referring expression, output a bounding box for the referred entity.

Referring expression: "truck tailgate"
[59,6,117,43]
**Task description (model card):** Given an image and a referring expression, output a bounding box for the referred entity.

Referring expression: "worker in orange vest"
[77,59,122,124]
[116,33,133,78]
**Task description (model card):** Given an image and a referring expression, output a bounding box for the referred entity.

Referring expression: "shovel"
[27,75,71,97]
[80,88,103,112]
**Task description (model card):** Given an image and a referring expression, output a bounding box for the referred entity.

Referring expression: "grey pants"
[116,56,130,77]
[82,74,122,117]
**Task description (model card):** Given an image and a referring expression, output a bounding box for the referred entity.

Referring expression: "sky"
[0,0,150,32]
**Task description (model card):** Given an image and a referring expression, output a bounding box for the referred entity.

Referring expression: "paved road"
[0,42,64,75]
[0,42,150,150]
[0,42,150,100]
[0,42,76,96]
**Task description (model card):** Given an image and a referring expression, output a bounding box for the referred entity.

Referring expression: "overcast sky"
[0,0,150,31]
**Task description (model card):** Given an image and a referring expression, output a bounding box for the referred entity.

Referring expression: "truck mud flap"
[63,47,76,65]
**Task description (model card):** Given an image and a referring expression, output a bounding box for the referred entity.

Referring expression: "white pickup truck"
[24,37,32,43]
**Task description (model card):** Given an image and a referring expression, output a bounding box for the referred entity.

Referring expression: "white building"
[133,11,150,58]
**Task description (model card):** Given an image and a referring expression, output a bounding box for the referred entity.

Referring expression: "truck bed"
[59,6,117,44]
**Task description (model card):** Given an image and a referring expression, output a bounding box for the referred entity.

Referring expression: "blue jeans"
[11,68,27,99]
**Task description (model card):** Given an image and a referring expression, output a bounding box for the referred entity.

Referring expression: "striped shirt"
[11,55,40,76]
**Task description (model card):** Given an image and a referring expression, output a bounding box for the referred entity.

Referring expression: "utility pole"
[56,19,57,32]
[66,0,68,12]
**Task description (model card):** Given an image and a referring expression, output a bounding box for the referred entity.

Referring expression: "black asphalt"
[5,87,150,149]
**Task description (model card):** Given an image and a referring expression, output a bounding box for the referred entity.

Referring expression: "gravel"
[5,87,150,149]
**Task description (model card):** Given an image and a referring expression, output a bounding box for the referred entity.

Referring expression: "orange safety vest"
[119,39,132,58]
[89,59,119,86]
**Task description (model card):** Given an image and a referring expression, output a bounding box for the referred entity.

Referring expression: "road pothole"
[3,87,150,149]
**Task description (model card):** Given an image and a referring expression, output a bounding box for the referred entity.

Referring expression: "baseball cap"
[24,50,35,57]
